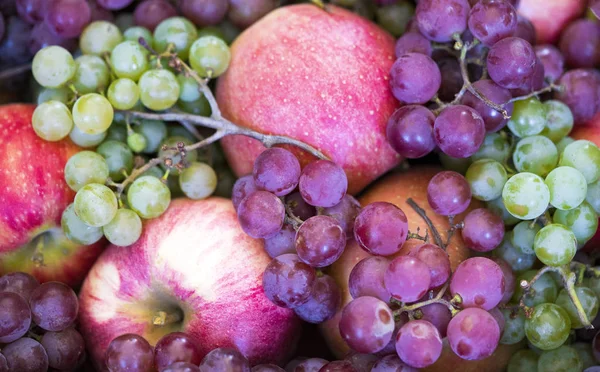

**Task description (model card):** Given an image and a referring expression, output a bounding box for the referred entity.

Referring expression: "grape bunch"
[0,272,85,371]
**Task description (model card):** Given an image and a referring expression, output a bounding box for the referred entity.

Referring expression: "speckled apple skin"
[216,4,401,195]
[517,0,585,44]
[79,197,301,370]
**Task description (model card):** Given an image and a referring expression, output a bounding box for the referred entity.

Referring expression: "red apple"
[216,4,400,195]
[517,0,586,44]
[0,104,104,286]
[78,197,301,370]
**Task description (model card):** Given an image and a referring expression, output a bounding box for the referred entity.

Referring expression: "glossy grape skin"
[108,78,140,111]
[395,320,442,368]
[560,140,600,184]
[533,224,577,267]
[487,37,537,89]
[127,176,171,219]
[465,159,507,202]
[152,16,198,60]
[110,40,149,82]
[64,151,109,192]
[447,307,500,361]
[0,272,39,301]
[467,0,517,46]
[0,292,31,343]
[178,0,228,27]
[349,257,391,302]
[338,296,395,354]
[556,287,599,329]
[32,45,76,89]
[502,172,550,220]
[262,254,316,308]
[541,100,574,143]
[103,208,143,247]
[408,243,451,289]
[353,202,408,256]
[105,334,154,372]
[321,194,360,238]
[32,100,74,142]
[29,282,78,332]
[72,54,111,94]
[555,69,600,125]
[506,97,546,137]
[386,105,436,158]
[189,35,231,78]
[558,137,575,154]
[263,224,295,258]
[298,160,347,208]
[61,203,104,245]
[554,201,598,248]
[535,45,565,83]
[96,140,134,182]
[512,136,557,178]
[294,275,341,324]
[559,19,600,69]
[72,93,114,135]
[154,332,202,371]
[394,32,431,57]
[132,120,167,154]
[461,208,505,252]
[390,53,441,105]
[507,349,539,372]
[237,191,284,239]
[40,327,85,371]
[525,303,571,350]
[461,79,513,133]
[427,171,472,216]
[45,0,91,38]
[545,166,588,211]
[73,183,118,227]
[450,257,505,310]
[296,216,346,267]
[29,17,77,55]
[2,337,49,372]
[199,348,250,371]
[384,256,431,303]
[415,0,469,42]
[434,105,485,158]
[231,175,257,210]
[138,69,181,111]
[79,20,123,56]
[500,308,526,345]
[252,148,300,196]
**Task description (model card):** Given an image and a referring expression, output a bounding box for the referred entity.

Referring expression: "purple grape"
[461,208,505,252]
[354,202,408,256]
[2,337,49,372]
[461,79,513,132]
[296,215,346,267]
[253,148,301,196]
[285,192,317,221]
[555,68,600,125]
[29,281,78,332]
[419,303,452,338]
[133,0,178,31]
[426,171,472,216]
[447,308,500,360]
[592,0,600,18]
[96,0,133,9]
[232,174,257,210]
[395,320,442,368]
[262,253,316,308]
[468,0,517,46]
[45,0,92,38]
[299,160,348,208]
[450,257,505,310]
[515,57,544,95]
[0,16,33,65]
[371,355,417,372]
[488,307,505,334]
[294,275,341,324]
[29,21,78,54]
[415,0,470,42]
[437,57,464,102]
[384,256,431,303]
[227,0,277,29]
[386,105,436,159]
[264,224,296,258]
[534,44,564,83]
[408,243,451,288]
[105,334,154,371]
[433,105,485,158]
[344,353,378,372]
[394,32,432,57]
[0,0,15,16]
[487,37,537,89]
[88,0,114,22]
[15,0,45,24]
[237,191,285,238]
[199,348,250,372]
[165,362,201,372]
[390,53,441,105]
[40,327,85,371]
[492,257,515,305]
[349,256,391,302]
[513,15,536,45]
[0,292,31,343]
[559,19,600,69]
[0,353,6,372]
[295,358,329,372]
[154,332,202,371]
[252,365,285,372]
[0,272,40,301]
[179,0,228,27]
[321,194,361,238]
[339,296,395,354]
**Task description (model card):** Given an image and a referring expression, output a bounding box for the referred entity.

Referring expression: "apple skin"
[78,197,301,370]
[0,103,104,286]
[216,4,401,195]
[517,0,586,44]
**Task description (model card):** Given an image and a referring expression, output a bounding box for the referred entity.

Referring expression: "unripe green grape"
[153,17,198,60]
[553,201,598,248]
[502,172,550,220]
[96,140,134,182]
[571,342,596,370]
[69,125,107,148]
[555,287,599,329]
[512,270,558,307]
[197,26,226,41]
[127,176,171,219]
[158,136,198,174]
[64,151,109,191]
[32,46,77,88]
[541,100,574,142]
[167,126,195,142]
[500,308,526,345]
[106,124,128,143]
[586,179,600,214]
[102,208,143,246]
[507,97,547,138]
[176,95,211,116]
[127,132,147,153]
[465,159,507,201]
[115,13,134,32]
[37,87,72,105]
[140,166,164,179]
[189,36,231,78]
[510,220,540,255]
[559,140,600,184]
[133,120,167,153]
[107,78,140,110]
[32,101,74,141]
[533,224,577,266]
[493,235,536,272]
[123,26,153,45]
[556,136,575,155]
[110,40,149,81]
[72,55,110,94]
[545,166,587,210]
[61,204,103,245]
[439,152,471,174]
[525,303,571,350]
[583,276,600,300]
[470,132,512,164]
[512,135,558,177]
[507,350,539,372]
[179,162,217,200]
[177,74,201,102]
[487,197,520,226]
[72,93,114,135]
[74,183,119,227]
[80,21,123,56]
[375,2,415,37]
[538,346,582,372]
[138,69,180,111]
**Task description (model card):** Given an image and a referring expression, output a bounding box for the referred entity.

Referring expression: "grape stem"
[407,227,429,242]
[0,63,32,80]
[283,198,304,230]
[406,198,446,249]
[394,283,460,316]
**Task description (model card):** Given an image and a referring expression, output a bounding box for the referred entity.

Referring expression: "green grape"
[507,349,539,372]
[512,270,558,307]
[64,151,109,191]
[167,125,195,142]
[72,55,110,94]
[493,235,536,272]
[158,136,198,174]
[123,26,153,45]
[69,125,107,148]
[176,95,211,116]
[138,69,180,111]
[541,100,574,142]
[375,2,415,37]
[553,201,598,248]
[133,120,168,153]
[74,183,118,227]
[177,74,201,102]
[115,13,134,32]
[140,165,164,179]
[197,26,226,41]
[37,87,72,105]
[61,204,103,245]
[96,140,134,182]
[110,40,150,81]
[106,124,128,142]
[465,159,507,201]
[555,287,599,329]
[214,167,235,199]
[80,21,123,56]
[500,308,526,345]
[127,176,171,219]
[166,174,184,197]
[487,197,520,226]
[510,220,540,254]
[32,46,77,88]
[572,342,597,370]
[107,78,140,110]
[507,97,547,138]
[502,172,550,220]
[102,208,143,246]
[537,345,582,372]
[218,20,241,45]
[559,140,600,184]
[556,136,575,155]
[512,135,558,177]
[32,101,74,141]
[470,132,512,163]
[583,275,600,300]
[533,224,577,267]
[586,179,600,214]
[189,36,231,78]
[545,166,587,210]
[127,132,147,153]
[153,17,198,60]
[439,152,471,174]
[179,162,217,200]
[525,303,571,350]
[72,93,114,135]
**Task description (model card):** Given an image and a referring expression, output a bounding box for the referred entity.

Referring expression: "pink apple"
[517,0,586,44]
[216,4,401,195]
[78,197,301,370]
[0,104,104,286]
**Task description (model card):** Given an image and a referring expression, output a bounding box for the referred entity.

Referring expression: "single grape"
[64,151,109,192]
[74,183,118,227]
[103,208,143,246]
[468,0,517,46]
[415,0,469,42]
[349,257,390,302]
[61,203,104,245]
[44,0,90,38]
[506,97,546,137]
[535,45,565,84]
[447,307,500,360]
[127,175,172,219]
[555,69,600,125]
[127,132,147,153]
[338,296,395,354]
[538,345,583,372]
[559,19,600,69]
[29,282,78,332]
[386,105,436,158]
[36,86,72,105]
[554,201,598,248]
[502,172,550,220]
[513,136,558,177]
[105,334,154,372]
[69,125,107,148]
[296,215,346,267]
[31,100,73,141]
[72,93,114,135]
[133,0,178,32]
[0,272,39,301]
[465,159,507,201]
[545,166,588,210]
[394,32,432,57]
[384,256,431,302]
[533,223,577,267]
[461,208,505,252]
[450,257,505,310]
[298,160,348,208]
[227,0,278,28]
[40,327,85,371]
[124,26,154,45]
[559,140,600,184]
[264,224,296,258]
[321,194,360,238]
[177,95,212,116]
[556,287,599,329]
[354,202,408,256]
[72,54,110,94]
[470,132,511,163]
[427,171,472,216]
[252,148,300,196]
[237,191,284,238]
[512,269,558,307]
[107,78,140,110]
[294,358,329,372]
[262,254,316,308]
[96,140,134,182]
[525,303,571,350]
[487,37,537,89]
[434,105,486,158]
[1,337,48,372]
[232,175,257,210]
[138,69,181,111]
[510,220,540,254]
[179,0,228,27]
[461,79,513,133]
[395,320,442,368]
[408,243,451,288]
[153,16,198,60]
[390,53,441,105]
[0,291,31,343]
[178,162,218,200]
[507,349,539,372]
[110,40,149,81]
[154,332,202,371]
[188,35,231,78]
[541,100,573,142]
[294,274,341,324]
[500,308,526,345]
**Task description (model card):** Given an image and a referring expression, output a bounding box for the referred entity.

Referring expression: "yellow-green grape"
[189,36,231,78]
[179,162,217,200]
[134,120,167,153]
[507,97,547,138]
[127,132,147,153]
[533,224,577,266]
[553,201,599,248]
[545,166,587,210]
[507,349,539,372]
[80,21,123,56]
[153,16,198,60]
[138,69,180,111]
[32,101,74,141]
[69,125,107,148]
[525,303,571,350]
[102,209,143,246]
[559,140,600,184]
[64,151,109,191]
[107,78,140,110]
[110,40,149,81]
[556,136,575,155]
[537,346,582,372]
[502,172,550,220]
[470,132,512,164]
[197,26,226,41]
[465,159,507,201]
[177,95,211,116]
[96,140,134,182]
[72,93,114,135]
[127,176,171,219]
[37,87,72,105]
[61,204,103,245]
[158,136,198,174]
[72,55,110,94]
[541,100,574,143]
[512,135,558,177]
[32,46,77,88]
[123,26,153,45]
[74,183,119,227]
[177,74,201,102]
[555,287,599,329]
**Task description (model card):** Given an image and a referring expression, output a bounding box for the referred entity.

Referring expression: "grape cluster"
[0,272,85,371]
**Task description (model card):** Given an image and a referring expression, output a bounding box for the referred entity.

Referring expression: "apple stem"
[0,63,32,80]
[152,310,183,327]
[406,198,446,249]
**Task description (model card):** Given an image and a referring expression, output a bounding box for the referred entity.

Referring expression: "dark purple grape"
[227,0,277,29]
[487,36,537,90]
[296,215,346,267]
[298,160,348,208]
[513,15,535,45]
[252,364,285,372]
[29,21,78,54]
[461,208,505,252]
[237,191,285,239]
[437,57,464,102]
[592,0,600,18]
[294,274,341,324]
[253,148,301,196]
[371,355,416,372]
[321,194,361,238]
[0,16,33,64]
[427,171,472,216]
[45,0,92,38]
[433,105,485,158]
[386,105,436,159]
[285,192,317,221]
[390,53,441,105]
[262,253,316,308]
[0,272,39,300]
[394,32,432,57]
[395,320,443,368]
[450,257,505,310]
[40,327,85,371]
[354,202,408,256]
[96,0,134,10]
[415,0,470,42]
[15,0,45,23]
[0,0,16,16]
[179,0,228,27]
[232,174,257,210]
[384,256,431,302]
[491,257,515,305]
[339,297,394,354]
[344,353,378,372]
[88,0,114,22]
[133,0,178,31]
[408,243,451,288]
[468,0,517,46]
[105,334,154,372]
[0,353,6,372]
[559,19,600,69]
[419,303,452,338]
[295,358,329,372]
[534,44,564,83]
[349,256,391,302]
[2,337,49,372]
[446,308,500,360]
[461,79,513,132]
[199,348,250,372]
[165,362,201,372]
[29,281,78,332]
[264,224,296,258]
[0,292,31,343]
[555,68,600,125]
[154,332,202,371]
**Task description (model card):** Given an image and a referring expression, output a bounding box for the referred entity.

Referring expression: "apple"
[517,0,586,44]
[78,197,301,369]
[0,103,104,287]
[216,4,400,195]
